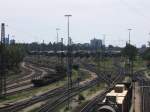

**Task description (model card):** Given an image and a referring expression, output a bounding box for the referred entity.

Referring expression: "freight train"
[98,83,132,112]
[31,65,66,87]
[28,50,121,58]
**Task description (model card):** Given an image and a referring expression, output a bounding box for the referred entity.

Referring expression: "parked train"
[98,83,132,112]
[31,65,66,87]
[28,50,121,58]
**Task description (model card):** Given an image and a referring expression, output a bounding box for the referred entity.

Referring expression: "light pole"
[148,33,150,47]
[56,28,60,44]
[60,38,64,65]
[64,15,72,45]
[55,28,60,64]
[64,14,72,110]
[103,34,106,73]
[128,28,135,112]
[128,29,132,44]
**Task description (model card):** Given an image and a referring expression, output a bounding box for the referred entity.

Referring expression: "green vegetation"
[63,106,70,112]
[78,94,85,101]
[142,48,150,61]
[28,107,41,112]
[144,69,150,77]
[121,44,138,61]
[0,79,66,103]
[24,56,58,69]
[52,82,105,112]
[141,48,150,68]
[133,57,146,70]
[0,44,26,70]
[95,57,114,70]
[0,67,92,106]
[71,83,105,112]
[121,44,138,75]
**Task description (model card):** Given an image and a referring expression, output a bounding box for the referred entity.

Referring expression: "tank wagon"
[98,83,132,112]
[31,65,66,87]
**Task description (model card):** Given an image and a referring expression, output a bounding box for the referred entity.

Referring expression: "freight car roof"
[115,84,124,87]
[105,84,128,104]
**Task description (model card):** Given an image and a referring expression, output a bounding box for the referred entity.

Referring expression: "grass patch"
[0,79,66,104]
[0,67,93,105]
[28,107,41,112]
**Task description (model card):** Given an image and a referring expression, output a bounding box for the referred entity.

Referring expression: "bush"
[78,94,85,101]
[73,64,79,70]
[64,106,69,112]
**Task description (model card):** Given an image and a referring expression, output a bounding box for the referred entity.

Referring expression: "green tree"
[122,44,138,76]
[142,48,150,60]
[141,48,150,67]
[121,43,138,61]
[0,44,26,69]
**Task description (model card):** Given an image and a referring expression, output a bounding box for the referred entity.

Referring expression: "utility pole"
[0,23,6,97]
[64,14,72,110]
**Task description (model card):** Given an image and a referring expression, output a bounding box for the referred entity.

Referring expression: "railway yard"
[0,53,150,112]
[2,0,150,111]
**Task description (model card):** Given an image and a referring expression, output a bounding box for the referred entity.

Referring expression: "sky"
[0,0,150,47]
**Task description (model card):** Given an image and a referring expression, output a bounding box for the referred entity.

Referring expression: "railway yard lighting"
[56,28,60,64]
[56,28,60,44]
[128,29,132,44]
[64,14,72,110]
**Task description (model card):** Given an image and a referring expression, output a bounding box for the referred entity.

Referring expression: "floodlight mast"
[64,14,72,110]
[65,15,72,45]
[56,28,60,44]
[128,29,132,44]
[56,28,60,64]
[128,28,136,112]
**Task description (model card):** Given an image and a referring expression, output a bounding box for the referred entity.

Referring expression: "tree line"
[23,42,122,52]
[0,44,26,70]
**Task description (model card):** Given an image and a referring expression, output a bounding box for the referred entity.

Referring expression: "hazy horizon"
[0,0,150,47]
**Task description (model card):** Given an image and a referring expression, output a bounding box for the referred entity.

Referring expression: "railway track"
[141,81,150,112]
[37,62,125,112]
[1,58,124,112]
[0,68,96,112]
[79,88,110,112]
[5,63,51,95]
[0,78,97,112]
[134,70,150,112]
[79,57,124,85]
[37,78,100,112]
[79,68,125,112]
[78,57,125,112]
[6,62,31,84]
[0,87,65,112]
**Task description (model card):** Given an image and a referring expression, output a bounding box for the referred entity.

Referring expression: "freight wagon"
[98,83,132,112]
